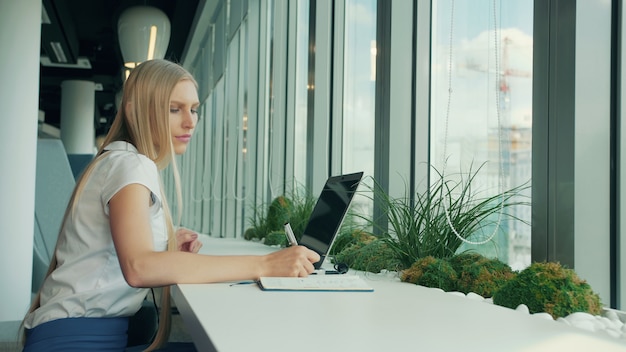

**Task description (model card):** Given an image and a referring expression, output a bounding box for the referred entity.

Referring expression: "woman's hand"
[176,228,203,253]
[261,246,321,277]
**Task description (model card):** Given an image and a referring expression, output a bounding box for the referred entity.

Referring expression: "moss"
[244,204,271,241]
[401,256,458,292]
[333,239,400,273]
[352,240,401,273]
[243,227,258,241]
[329,232,354,256]
[332,242,361,268]
[266,196,294,232]
[492,262,603,319]
[450,253,516,297]
[245,191,317,245]
[330,229,377,256]
[264,230,288,247]
[447,252,487,272]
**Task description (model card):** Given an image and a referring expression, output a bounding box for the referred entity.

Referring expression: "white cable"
[441,0,505,246]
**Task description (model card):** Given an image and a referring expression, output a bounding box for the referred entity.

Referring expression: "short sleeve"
[100,151,161,215]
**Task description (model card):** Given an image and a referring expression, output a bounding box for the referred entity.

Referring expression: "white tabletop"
[172,236,626,352]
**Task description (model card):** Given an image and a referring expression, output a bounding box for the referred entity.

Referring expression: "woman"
[22,59,320,351]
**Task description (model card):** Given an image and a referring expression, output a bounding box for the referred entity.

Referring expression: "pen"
[284,222,298,246]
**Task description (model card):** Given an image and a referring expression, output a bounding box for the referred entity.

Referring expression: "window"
[342,0,377,222]
[342,0,376,178]
[430,0,533,270]
[294,0,310,184]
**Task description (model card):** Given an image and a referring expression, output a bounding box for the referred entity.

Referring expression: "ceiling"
[39,0,201,136]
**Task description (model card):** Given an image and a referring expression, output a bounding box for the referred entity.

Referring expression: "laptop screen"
[299,172,363,268]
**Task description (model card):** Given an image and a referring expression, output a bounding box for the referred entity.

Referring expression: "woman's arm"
[109,184,320,288]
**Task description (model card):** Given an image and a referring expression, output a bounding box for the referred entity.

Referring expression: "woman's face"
[169,79,200,155]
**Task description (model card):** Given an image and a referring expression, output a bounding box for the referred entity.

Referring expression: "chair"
[32,139,76,294]
[0,140,76,348]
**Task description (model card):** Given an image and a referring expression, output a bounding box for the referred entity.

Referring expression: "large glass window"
[342,0,377,220]
[430,0,533,270]
[294,0,310,185]
[342,0,376,177]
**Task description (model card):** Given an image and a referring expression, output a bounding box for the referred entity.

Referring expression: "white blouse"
[25,141,168,328]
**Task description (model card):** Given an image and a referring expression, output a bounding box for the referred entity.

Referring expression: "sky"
[431,0,534,134]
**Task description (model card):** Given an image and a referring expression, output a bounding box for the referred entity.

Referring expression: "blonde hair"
[23,59,197,351]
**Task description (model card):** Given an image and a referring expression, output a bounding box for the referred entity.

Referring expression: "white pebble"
[515,304,530,314]
[608,324,622,334]
[606,321,623,333]
[569,319,598,332]
[466,292,484,301]
[531,312,554,321]
[565,312,594,323]
[604,329,621,339]
[556,317,570,326]
[604,309,621,323]
[594,315,616,331]
[448,284,626,343]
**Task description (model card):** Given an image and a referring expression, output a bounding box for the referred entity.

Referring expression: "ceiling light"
[40,56,92,69]
[117,6,171,69]
[41,5,51,24]
[50,42,67,63]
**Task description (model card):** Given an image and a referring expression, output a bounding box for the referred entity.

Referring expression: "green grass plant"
[358,164,529,269]
[285,186,317,242]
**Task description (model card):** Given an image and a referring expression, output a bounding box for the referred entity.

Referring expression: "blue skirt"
[23,317,129,352]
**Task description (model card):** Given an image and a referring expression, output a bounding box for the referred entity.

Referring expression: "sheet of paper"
[257,275,374,292]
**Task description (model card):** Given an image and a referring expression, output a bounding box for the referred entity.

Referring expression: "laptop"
[298,171,364,269]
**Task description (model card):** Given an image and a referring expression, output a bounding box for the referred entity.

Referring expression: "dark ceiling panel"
[39,0,200,136]
[41,0,79,64]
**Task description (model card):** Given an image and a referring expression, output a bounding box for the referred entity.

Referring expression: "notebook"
[257,275,373,292]
[298,171,364,269]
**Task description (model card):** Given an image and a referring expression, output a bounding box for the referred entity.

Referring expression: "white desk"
[172,236,626,352]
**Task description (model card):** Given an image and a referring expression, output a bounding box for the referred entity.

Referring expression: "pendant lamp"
[117,5,171,71]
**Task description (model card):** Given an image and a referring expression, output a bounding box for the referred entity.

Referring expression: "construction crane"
[462,35,531,127]
[498,37,531,125]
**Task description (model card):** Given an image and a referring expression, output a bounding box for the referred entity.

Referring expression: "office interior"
[0,0,622,333]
